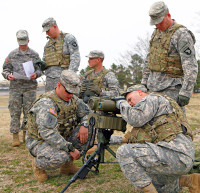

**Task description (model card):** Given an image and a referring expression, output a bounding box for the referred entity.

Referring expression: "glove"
[34,59,46,71]
[88,84,101,95]
[177,95,190,107]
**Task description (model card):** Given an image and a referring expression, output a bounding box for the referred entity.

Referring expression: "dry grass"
[1,94,200,193]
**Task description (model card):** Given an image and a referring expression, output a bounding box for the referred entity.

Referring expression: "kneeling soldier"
[25,70,90,181]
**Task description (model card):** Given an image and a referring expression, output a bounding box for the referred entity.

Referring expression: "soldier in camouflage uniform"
[115,84,200,193]
[80,50,120,103]
[42,17,80,92]
[2,30,42,147]
[79,50,121,153]
[25,70,91,181]
[141,1,198,108]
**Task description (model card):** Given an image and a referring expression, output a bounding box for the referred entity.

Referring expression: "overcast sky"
[0,0,200,81]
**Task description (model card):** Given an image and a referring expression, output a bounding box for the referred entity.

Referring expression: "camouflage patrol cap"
[16,30,29,45]
[59,70,80,95]
[122,84,147,97]
[86,50,104,59]
[42,17,57,32]
[149,1,169,25]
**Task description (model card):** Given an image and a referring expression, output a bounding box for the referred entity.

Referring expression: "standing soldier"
[2,30,42,147]
[79,50,120,103]
[141,1,198,107]
[41,17,80,92]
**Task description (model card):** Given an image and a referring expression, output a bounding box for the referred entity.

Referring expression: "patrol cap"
[59,70,80,95]
[149,1,169,25]
[86,50,104,59]
[42,17,57,32]
[122,84,147,97]
[16,30,29,45]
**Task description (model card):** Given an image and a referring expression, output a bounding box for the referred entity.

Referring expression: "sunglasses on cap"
[60,82,73,94]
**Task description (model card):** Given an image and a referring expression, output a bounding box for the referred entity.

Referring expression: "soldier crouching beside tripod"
[115,84,200,193]
[25,70,91,182]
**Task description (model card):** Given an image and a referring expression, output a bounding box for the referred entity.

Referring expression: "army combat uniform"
[43,32,80,92]
[80,68,120,103]
[25,90,91,170]
[141,21,198,101]
[116,93,194,192]
[2,48,42,133]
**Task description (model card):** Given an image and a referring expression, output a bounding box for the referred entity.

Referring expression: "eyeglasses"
[60,82,73,94]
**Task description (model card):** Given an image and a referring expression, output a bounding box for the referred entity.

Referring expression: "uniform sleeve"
[75,96,91,124]
[172,28,198,98]
[141,57,150,85]
[34,98,72,152]
[31,51,43,78]
[2,54,13,80]
[118,97,159,127]
[63,34,80,72]
[101,71,121,97]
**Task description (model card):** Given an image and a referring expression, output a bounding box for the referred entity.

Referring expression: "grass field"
[0,94,200,193]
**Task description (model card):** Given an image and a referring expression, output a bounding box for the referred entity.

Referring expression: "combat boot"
[22,131,26,143]
[179,173,200,193]
[32,158,48,182]
[60,161,80,175]
[12,133,20,147]
[140,183,158,193]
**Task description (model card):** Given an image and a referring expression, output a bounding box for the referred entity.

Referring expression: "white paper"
[22,61,35,78]
[13,72,29,80]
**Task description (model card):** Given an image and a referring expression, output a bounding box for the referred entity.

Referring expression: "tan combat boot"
[60,161,80,175]
[22,131,26,143]
[32,158,48,182]
[179,173,200,193]
[12,133,20,147]
[140,183,158,193]
[86,145,98,154]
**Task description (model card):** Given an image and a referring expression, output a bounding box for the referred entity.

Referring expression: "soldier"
[42,17,80,92]
[79,50,120,103]
[115,84,200,193]
[25,70,91,181]
[141,1,198,107]
[79,50,121,153]
[2,30,42,147]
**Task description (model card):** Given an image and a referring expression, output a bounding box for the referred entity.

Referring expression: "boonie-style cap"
[86,50,104,59]
[149,1,169,25]
[16,30,29,45]
[59,70,80,95]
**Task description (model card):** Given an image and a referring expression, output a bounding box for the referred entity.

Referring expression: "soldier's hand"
[8,74,15,80]
[177,95,190,107]
[30,73,37,79]
[34,59,46,71]
[69,149,80,160]
[78,126,88,144]
[88,84,101,95]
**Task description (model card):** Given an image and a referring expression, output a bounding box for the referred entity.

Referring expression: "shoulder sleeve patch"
[49,108,57,116]
[45,113,57,128]
[5,57,10,63]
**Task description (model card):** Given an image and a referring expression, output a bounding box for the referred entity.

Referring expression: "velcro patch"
[183,47,192,55]
[49,108,57,116]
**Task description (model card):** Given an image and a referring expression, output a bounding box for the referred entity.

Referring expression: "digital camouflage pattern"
[148,24,184,77]
[43,32,80,92]
[25,91,91,170]
[2,47,42,133]
[80,68,121,100]
[142,21,198,99]
[116,93,194,192]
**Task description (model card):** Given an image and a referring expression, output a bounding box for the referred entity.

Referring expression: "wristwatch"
[80,122,88,128]
[68,144,75,152]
